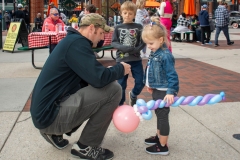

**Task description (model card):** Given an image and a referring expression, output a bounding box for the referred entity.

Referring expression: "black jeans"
[201,26,211,44]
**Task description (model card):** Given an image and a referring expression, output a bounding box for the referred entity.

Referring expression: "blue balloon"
[142,110,152,120]
[189,96,203,106]
[207,95,222,105]
[136,99,146,106]
[146,100,155,109]
[159,100,166,108]
[171,96,185,107]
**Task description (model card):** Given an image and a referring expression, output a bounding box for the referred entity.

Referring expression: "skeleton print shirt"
[111,23,146,62]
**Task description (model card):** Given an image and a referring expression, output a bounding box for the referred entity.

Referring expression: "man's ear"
[88,24,95,34]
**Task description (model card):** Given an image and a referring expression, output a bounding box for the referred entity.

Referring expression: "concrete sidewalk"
[0,29,240,160]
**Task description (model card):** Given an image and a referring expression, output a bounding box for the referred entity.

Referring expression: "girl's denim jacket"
[143,47,179,95]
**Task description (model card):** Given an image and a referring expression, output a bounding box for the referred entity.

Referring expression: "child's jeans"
[118,60,145,105]
[152,89,170,136]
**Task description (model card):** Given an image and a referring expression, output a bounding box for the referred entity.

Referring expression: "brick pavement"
[23,58,240,111]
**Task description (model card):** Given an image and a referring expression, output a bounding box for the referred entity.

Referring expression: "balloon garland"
[133,92,225,121]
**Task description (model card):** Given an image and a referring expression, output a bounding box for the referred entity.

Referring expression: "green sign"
[62,0,78,11]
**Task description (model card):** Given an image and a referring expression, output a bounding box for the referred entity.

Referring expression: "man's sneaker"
[227,41,234,45]
[40,132,69,150]
[201,43,205,45]
[145,135,159,145]
[146,143,169,155]
[214,44,219,47]
[129,91,137,106]
[71,143,114,160]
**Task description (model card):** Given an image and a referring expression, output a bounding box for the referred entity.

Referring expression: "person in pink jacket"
[157,0,175,52]
[42,8,65,32]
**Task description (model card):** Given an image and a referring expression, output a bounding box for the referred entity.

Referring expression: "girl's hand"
[147,87,153,94]
[163,94,174,105]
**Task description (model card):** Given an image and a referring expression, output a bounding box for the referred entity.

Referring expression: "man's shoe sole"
[40,132,68,150]
[145,150,169,155]
[71,154,114,160]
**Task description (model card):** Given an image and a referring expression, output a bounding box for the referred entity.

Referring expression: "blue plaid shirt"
[214,5,229,27]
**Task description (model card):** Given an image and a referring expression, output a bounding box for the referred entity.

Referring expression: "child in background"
[142,16,179,155]
[111,1,146,106]
[69,14,78,24]
[135,0,150,58]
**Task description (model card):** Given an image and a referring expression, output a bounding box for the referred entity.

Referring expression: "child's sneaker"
[144,135,159,145]
[129,91,137,106]
[146,143,169,155]
[71,143,114,159]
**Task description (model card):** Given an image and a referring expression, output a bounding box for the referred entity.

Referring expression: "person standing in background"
[0,10,2,20]
[157,0,175,52]
[4,11,11,30]
[214,1,234,47]
[12,4,25,21]
[198,4,211,45]
[135,0,150,58]
[23,5,30,31]
[60,12,67,24]
[34,13,43,31]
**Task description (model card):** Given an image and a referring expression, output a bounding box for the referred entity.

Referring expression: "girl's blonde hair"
[142,16,169,49]
[120,1,137,14]
[136,0,146,9]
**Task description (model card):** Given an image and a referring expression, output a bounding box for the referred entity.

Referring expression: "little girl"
[141,16,179,155]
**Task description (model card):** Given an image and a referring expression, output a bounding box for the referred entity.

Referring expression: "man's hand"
[120,62,131,75]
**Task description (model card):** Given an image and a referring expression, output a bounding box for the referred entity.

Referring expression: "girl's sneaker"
[144,135,159,145]
[146,143,169,155]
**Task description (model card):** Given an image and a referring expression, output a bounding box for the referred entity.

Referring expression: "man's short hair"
[86,4,96,13]
[120,1,137,14]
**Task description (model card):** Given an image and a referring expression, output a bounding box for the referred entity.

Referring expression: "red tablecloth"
[28,31,66,48]
[28,31,113,48]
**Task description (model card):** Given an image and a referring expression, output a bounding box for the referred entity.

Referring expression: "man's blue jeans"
[118,60,145,105]
[215,25,231,45]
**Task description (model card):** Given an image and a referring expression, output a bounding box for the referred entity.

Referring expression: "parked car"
[229,11,240,29]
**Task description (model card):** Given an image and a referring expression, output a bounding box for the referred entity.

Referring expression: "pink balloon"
[113,105,140,133]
